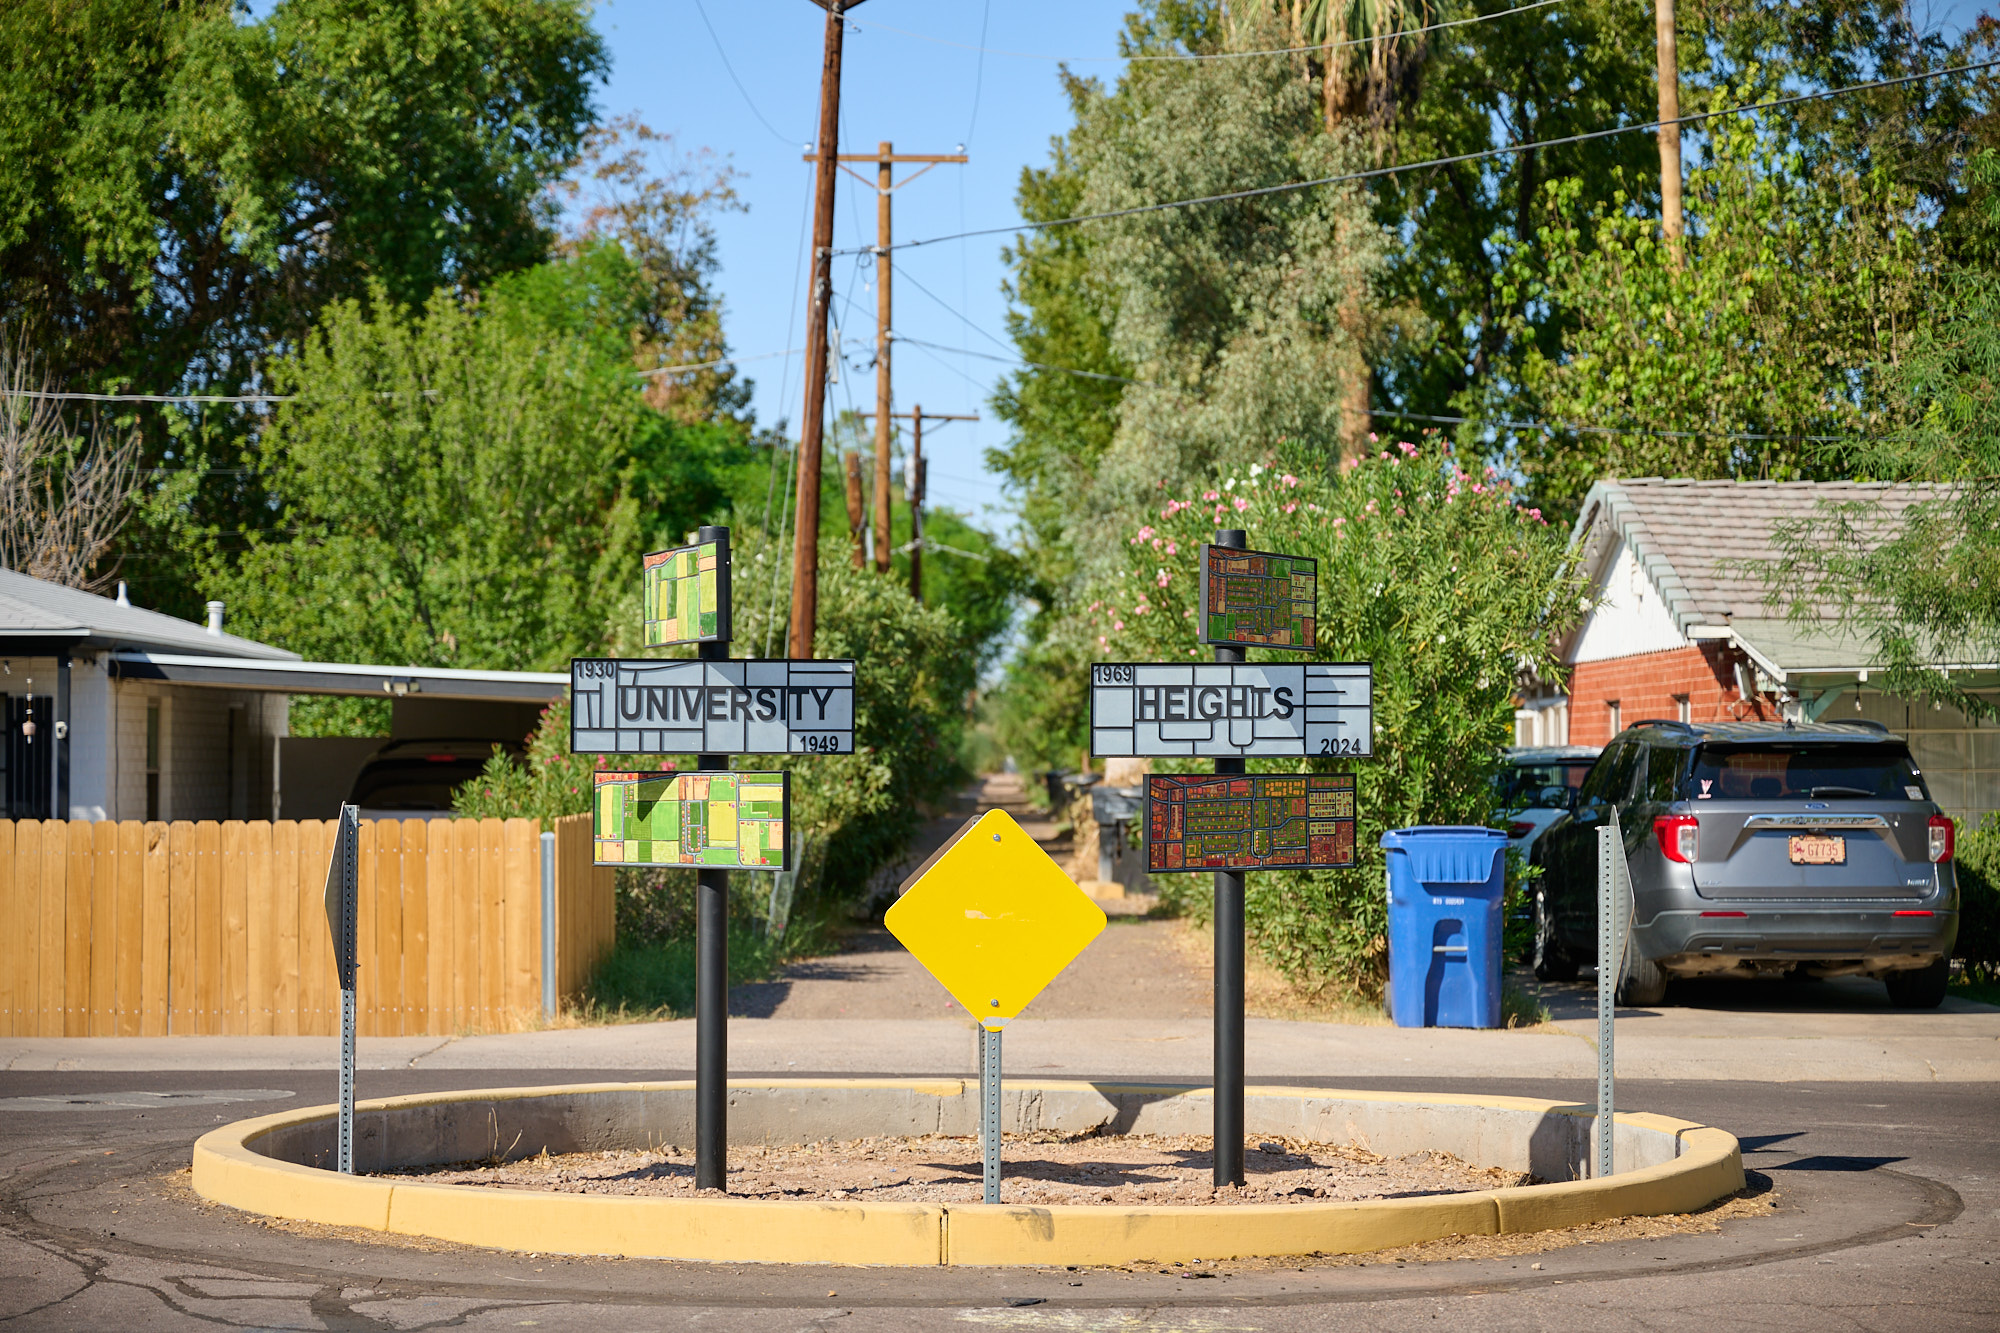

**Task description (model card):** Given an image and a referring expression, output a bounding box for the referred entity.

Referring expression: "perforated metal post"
[1595,813,1623,1180]
[980,1024,1003,1204]
[332,804,359,1175]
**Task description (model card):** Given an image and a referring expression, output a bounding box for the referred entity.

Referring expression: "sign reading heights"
[571,659,856,755]
[1089,661,1372,758]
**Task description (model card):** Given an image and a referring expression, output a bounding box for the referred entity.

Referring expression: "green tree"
[1095,443,1580,995]
[1767,162,2000,722]
[1508,117,1931,519]
[0,0,605,613]
[206,260,641,672]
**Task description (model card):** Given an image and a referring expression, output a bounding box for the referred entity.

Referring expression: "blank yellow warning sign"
[885,809,1107,1030]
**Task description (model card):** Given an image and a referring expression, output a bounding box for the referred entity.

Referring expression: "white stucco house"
[0,568,563,822]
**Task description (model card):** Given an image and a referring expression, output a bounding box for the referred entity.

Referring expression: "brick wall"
[1567,644,1782,747]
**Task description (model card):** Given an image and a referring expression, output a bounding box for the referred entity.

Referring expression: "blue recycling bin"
[1381,826,1508,1029]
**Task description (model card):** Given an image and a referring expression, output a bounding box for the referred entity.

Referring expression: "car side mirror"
[1566,789,1583,813]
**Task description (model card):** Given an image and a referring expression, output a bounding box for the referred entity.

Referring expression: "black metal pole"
[694,524,731,1192]
[1212,528,1247,1189]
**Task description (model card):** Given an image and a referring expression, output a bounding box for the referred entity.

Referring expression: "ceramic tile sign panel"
[570,659,856,755]
[1146,772,1357,872]
[643,540,728,645]
[1089,662,1373,758]
[593,770,789,869]
[1199,545,1317,650]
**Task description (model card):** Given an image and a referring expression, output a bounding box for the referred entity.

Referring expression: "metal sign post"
[1595,810,1629,1179]
[690,525,733,1194]
[570,524,854,1196]
[1209,529,1249,1189]
[1091,531,1369,1191]
[979,1024,1003,1203]
[885,810,1107,1206]
[322,804,360,1174]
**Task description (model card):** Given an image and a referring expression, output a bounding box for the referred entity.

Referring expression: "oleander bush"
[1095,440,1583,998]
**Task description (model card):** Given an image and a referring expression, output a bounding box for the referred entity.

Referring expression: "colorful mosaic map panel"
[1145,773,1356,872]
[594,771,789,869]
[1198,546,1317,650]
[643,540,727,645]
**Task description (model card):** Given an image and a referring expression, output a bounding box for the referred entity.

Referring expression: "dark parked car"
[1530,720,1959,1007]
[1494,745,1601,860]
[347,738,522,819]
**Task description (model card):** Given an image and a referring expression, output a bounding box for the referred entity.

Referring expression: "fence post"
[540,830,556,1020]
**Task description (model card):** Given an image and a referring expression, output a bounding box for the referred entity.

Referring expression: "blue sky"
[591,0,1139,532]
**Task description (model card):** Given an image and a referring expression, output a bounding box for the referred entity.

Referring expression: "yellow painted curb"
[191,1080,1743,1266]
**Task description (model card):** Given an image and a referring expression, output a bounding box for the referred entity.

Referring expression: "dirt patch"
[391,1132,1532,1207]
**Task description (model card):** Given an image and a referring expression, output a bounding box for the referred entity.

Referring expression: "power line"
[964,0,993,144]
[890,262,1016,355]
[691,0,800,147]
[851,0,1564,64]
[640,348,802,378]
[893,334,1160,387]
[838,57,2000,256]
[1374,408,1865,443]
[2,389,291,404]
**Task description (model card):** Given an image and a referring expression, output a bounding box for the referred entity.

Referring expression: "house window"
[1675,694,1691,725]
[1607,700,1622,737]
[145,700,161,821]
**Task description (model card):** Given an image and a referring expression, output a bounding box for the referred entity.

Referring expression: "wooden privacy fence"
[0,814,613,1038]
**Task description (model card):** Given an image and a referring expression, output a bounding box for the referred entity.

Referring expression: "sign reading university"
[1089,661,1372,758]
[570,658,856,755]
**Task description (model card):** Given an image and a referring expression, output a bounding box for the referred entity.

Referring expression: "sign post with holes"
[568,525,854,1193]
[884,810,1107,1203]
[1090,531,1373,1189]
[321,803,360,1174]
[1597,810,1634,1179]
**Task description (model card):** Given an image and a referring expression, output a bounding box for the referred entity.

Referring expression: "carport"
[108,652,565,820]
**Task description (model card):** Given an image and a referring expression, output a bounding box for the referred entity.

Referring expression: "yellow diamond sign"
[885,809,1107,1030]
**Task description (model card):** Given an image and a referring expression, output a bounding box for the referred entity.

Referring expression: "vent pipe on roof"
[206,601,225,636]
[115,581,130,607]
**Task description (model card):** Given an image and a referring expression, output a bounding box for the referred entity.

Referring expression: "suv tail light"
[1507,821,1535,840]
[1928,815,1954,864]
[1655,814,1699,864]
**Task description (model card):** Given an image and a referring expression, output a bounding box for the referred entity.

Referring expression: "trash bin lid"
[1378,826,1507,884]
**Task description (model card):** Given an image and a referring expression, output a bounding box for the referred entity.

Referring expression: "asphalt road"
[0,1068,1993,1332]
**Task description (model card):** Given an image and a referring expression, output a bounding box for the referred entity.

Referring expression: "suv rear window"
[1685,743,1928,802]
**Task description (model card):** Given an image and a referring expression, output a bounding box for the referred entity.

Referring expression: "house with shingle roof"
[1514,478,1998,824]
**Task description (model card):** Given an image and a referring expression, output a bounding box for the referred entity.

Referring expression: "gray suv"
[1530,720,1959,1007]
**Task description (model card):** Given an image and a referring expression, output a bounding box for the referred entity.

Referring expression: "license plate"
[1789,834,1845,865]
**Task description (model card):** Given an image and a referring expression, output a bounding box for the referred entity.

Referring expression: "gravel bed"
[394,1132,1534,1206]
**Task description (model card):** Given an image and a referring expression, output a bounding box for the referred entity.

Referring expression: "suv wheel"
[1884,958,1949,1009]
[1531,889,1579,983]
[1617,954,1670,1007]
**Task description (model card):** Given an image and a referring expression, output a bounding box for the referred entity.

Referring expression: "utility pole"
[789,0,866,660]
[806,144,967,575]
[842,451,867,569]
[909,406,925,604]
[1655,0,1683,265]
[855,407,975,602]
